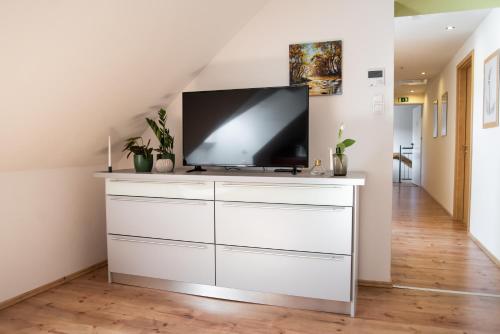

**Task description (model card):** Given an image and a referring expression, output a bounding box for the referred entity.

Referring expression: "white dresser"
[95,169,365,316]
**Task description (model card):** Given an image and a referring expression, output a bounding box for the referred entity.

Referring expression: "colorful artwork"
[289,40,342,96]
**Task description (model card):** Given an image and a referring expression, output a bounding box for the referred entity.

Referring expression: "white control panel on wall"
[368,68,385,114]
[368,68,385,87]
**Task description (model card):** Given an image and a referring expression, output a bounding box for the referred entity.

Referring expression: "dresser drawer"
[216,202,352,254]
[108,236,215,285]
[216,245,351,301]
[215,182,353,206]
[107,196,214,243]
[106,179,214,200]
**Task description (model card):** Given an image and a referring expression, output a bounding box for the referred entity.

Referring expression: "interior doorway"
[393,104,422,186]
[392,10,500,295]
[453,51,474,228]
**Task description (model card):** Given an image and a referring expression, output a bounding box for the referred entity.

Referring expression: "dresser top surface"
[94,168,366,186]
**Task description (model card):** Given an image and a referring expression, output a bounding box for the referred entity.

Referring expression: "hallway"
[392,184,500,295]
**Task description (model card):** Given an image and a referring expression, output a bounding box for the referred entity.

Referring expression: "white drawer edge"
[109,236,209,249]
[109,179,210,186]
[108,196,211,206]
[220,246,347,261]
[219,202,348,212]
[218,182,345,189]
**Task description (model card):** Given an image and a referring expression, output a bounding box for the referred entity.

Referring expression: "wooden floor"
[1,184,499,333]
[0,267,499,333]
[392,183,500,294]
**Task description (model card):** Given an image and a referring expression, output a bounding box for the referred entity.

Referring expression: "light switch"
[373,94,384,113]
[374,103,384,113]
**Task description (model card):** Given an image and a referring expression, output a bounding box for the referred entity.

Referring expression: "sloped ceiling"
[0,0,269,171]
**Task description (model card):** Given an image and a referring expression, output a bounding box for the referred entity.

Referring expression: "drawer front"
[215,182,353,206]
[107,196,214,243]
[106,179,214,200]
[216,246,351,301]
[108,236,215,285]
[216,202,352,254]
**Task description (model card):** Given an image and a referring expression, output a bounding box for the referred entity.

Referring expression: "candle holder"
[108,166,113,173]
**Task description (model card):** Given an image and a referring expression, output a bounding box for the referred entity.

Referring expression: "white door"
[411,105,422,186]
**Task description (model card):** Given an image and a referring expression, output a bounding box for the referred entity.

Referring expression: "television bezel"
[182,85,309,168]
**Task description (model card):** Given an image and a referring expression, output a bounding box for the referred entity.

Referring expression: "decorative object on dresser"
[333,123,356,176]
[95,170,365,317]
[146,108,175,172]
[107,135,113,173]
[122,137,154,173]
[289,40,342,96]
[483,49,499,128]
[310,159,326,175]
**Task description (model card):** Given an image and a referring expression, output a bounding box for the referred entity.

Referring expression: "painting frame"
[289,40,342,96]
[483,49,499,128]
[441,92,448,136]
[433,100,439,138]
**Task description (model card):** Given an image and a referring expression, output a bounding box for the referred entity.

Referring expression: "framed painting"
[433,100,439,138]
[289,40,342,96]
[483,50,499,128]
[441,92,448,136]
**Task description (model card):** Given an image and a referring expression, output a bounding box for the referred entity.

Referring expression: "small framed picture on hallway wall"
[441,92,448,136]
[483,49,499,128]
[433,100,439,138]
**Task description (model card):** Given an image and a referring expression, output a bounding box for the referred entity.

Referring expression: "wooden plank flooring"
[1,183,499,333]
[392,184,500,294]
[0,267,499,333]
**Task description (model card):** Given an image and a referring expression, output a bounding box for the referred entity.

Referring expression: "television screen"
[182,86,309,168]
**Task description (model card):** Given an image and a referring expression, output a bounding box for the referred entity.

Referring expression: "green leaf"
[342,138,356,148]
[336,142,345,154]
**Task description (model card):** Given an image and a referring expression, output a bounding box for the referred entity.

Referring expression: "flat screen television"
[182,86,309,168]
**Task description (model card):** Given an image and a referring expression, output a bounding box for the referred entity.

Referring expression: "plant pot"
[155,153,175,173]
[333,153,348,176]
[133,154,153,173]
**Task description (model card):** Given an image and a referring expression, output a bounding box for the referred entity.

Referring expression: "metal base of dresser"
[110,272,355,316]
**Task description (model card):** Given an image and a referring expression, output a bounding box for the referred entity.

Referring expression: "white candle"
[108,135,112,168]
[329,147,333,171]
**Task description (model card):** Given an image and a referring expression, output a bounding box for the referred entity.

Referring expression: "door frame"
[453,50,474,228]
[411,104,423,187]
[393,103,423,186]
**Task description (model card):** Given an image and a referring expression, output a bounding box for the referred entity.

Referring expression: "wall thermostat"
[368,68,385,87]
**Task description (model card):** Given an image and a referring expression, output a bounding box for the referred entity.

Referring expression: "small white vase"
[155,159,174,173]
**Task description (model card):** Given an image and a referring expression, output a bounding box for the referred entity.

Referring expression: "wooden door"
[454,52,473,227]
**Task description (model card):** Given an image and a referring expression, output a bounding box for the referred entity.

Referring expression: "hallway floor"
[1,267,499,333]
[392,184,500,295]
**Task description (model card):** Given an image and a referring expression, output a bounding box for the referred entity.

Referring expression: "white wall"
[0,0,269,304]
[421,72,456,214]
[130,0,395,282]
[0,166,106,303]
[467,9,500,261]
[421,9,500,260]
[393,105,414,181]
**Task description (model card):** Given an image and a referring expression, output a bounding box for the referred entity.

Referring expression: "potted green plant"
[146,108,175,173]
[333,123,356,176]
[123,137,154,173]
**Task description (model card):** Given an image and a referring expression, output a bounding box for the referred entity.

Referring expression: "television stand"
[186,166,207,173]
[274,166,302,175]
